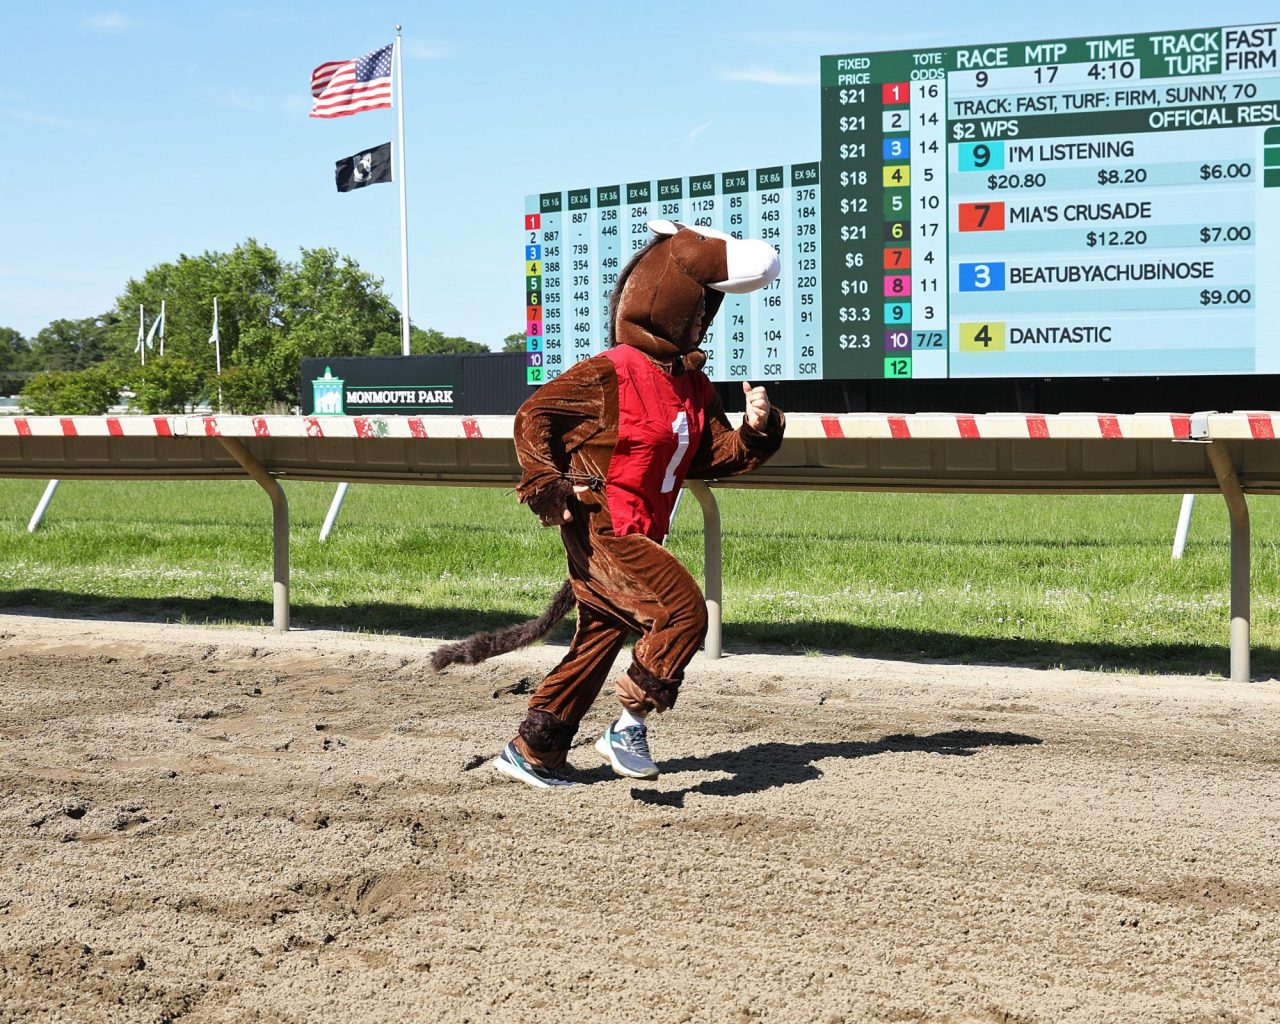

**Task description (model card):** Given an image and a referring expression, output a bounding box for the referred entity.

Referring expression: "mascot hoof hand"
[526,478,576,526]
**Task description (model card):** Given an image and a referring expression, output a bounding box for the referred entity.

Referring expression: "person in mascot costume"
[432,220,786,788]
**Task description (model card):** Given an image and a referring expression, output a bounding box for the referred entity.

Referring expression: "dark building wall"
[303,355,1278,416]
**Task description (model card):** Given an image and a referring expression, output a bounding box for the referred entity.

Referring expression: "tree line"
[3,239,529,415]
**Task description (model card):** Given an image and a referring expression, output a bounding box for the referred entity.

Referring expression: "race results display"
[521,22,1280,384]
[523,165,821,384]
[822,22,1280,379]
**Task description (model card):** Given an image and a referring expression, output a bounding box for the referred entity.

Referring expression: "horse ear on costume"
[646,219,681,236]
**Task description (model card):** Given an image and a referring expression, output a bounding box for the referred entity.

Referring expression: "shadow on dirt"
[622,729,1042,807]
[3,589,1275,678]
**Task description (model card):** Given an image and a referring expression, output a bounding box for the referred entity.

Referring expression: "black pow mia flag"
[335,142,393,192]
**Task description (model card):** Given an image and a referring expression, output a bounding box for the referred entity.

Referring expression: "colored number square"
[958,202,1005,232]
[958,322,1006,352]
[883,164,910,188]
[881,82,910,105]
[884,329,911,352]
[882,136,910,160]
[1265,147,1280,167]
[525,214,541,230]
[527,321,543,336]
[884,221,909,242]
[525,244,542,260]
[884,191,908,216]
[525,260,541,276]
[526,305,541,321]
[527,351,544,367]
[526,366,544,384]
[526,336,542,352]
[884,357,912,378]
[958,141,1004,172]
[1267,168,1280,188]
[883,275,911,297]
[884,247,911,269]
[958,262,1006,292]
[881,109,908,133]
[884,302,911,323]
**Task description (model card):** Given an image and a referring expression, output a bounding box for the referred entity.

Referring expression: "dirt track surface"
[0,612,1277,1023]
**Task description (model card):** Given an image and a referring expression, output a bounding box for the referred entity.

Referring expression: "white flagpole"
[210,297,223,412]
[158,299,166,356]
[394,27,411,355]
[137,304,146,366]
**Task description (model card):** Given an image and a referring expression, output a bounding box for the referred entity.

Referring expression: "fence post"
[1171,493,1194,559]
[1205,441,1249,682]
[686,481,722,659]
[320,482,350,542]
[27,479,60,532]
[217,437,290,632]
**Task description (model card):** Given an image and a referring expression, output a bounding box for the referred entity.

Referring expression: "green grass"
[2,479,1278,676]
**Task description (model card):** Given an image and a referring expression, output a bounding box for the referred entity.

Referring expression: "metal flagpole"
[157,299,166,356]
[209,297,223,412]
[137,304,146,366]
[394,27,411,355]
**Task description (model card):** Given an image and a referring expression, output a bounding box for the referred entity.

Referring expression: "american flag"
[310,44,393,119]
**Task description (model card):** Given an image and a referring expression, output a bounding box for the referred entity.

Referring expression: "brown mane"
[607,236,663,346]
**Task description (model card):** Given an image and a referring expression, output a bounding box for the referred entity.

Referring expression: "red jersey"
[601,345,713,541]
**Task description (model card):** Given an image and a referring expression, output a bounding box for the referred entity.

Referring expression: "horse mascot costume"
[432,220,785,788]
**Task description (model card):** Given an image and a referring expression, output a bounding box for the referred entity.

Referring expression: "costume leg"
[581,533,708,715]
[514,597,629,768]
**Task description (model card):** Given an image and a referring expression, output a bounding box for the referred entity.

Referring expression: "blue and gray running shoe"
[492,741,581,789]
[596,720,659,780]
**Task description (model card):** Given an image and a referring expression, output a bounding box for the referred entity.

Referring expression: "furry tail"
[430,580,576,671]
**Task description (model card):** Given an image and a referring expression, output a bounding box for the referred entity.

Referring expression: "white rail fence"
[3,411,1279,681]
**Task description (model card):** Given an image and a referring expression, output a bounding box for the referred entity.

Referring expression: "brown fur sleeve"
[514,356,615,502]
[686,379,785,480]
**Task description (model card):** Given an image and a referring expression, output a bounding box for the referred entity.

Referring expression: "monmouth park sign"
[301,356,461,415]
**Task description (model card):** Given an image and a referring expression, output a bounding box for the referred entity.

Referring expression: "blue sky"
[5,1,1279,348]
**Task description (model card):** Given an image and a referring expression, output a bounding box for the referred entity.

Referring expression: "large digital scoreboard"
[524,22,1280,385]
[523,165,821,384]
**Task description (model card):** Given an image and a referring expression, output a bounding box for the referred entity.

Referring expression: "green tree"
[410,326,488,355]
[216,365,274,414]
[106,238,284,379]
[28,315,116,372]
[19,366,123,415]
[0,326,31,373]
[129,355,206,414]
[104,239,494,408]
[501,332,528,353]
[234,246,400,404]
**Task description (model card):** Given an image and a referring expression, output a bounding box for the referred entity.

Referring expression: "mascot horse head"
[610,220,780,371]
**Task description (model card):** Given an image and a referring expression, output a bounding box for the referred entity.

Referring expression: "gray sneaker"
[596,720,659,780]
[492,741,581,789]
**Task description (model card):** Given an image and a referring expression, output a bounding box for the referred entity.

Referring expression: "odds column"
[909,79,948,378]
[523,199,546,384]
[536,192,564,380]
[881,81,912,379]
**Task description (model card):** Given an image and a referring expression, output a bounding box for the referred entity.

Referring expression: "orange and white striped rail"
[2,410,1277,680]
[3,410,1277,442]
